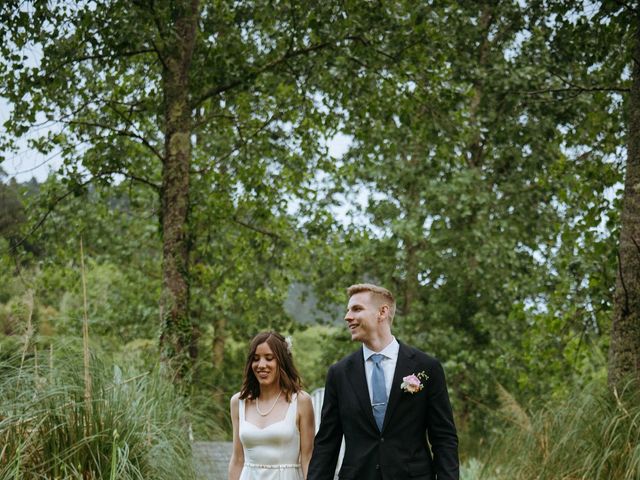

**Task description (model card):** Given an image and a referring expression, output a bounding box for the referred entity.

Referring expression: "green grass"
[461,457,487,480]
[0,349,197,480]
[482,379,640,480]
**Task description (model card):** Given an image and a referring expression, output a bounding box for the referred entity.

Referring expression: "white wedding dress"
[239,393,303,480]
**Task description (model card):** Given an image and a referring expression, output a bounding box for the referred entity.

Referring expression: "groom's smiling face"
[345,292,382,344]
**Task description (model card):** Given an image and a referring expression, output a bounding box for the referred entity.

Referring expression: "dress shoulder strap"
[288,392,298,419]
[238,397,245,422]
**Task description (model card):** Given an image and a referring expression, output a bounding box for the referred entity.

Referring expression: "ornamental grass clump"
[482,379,640,480]
[0,350,196,480]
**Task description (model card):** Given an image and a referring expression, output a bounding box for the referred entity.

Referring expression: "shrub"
[0,349,196,480]
[483,379,640,480]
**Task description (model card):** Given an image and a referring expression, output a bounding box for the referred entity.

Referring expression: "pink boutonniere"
[401,371,428,394]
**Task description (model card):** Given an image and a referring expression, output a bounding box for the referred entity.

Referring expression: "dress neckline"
[242,393,296,430]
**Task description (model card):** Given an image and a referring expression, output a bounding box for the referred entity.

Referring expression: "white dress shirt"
[362,337,399,403]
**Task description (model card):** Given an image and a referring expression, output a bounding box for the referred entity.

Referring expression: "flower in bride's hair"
[285,336,293,354]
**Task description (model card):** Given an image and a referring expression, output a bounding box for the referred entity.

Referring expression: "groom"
[308,283,459,479]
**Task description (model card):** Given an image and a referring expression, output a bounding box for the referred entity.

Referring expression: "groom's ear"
[378,304,390,322]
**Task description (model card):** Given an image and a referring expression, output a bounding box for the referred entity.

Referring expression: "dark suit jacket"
[308,341,459,480]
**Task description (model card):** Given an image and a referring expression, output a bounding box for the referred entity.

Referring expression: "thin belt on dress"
[244,463,301,469]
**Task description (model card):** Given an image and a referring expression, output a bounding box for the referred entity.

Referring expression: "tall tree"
[0,0,355,382]
[609,3,640,387]
[528,0,638,388]
[157,0,199,381]
[309,0,628,434]
[3,0,451,382]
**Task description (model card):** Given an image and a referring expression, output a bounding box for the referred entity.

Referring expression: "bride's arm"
[228,393,245,480]
[297,391,316,479]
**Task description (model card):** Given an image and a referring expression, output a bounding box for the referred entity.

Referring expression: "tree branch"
[10,167,160,254]
[94,169,161,192]
[231,215,281,241]
[52,49,156,71]
[192,39,338,108]
[192,113,278,176]
[103,101,164,160]
[66,119,164,162]
[526,72,630,96]
[9,178,92,253]
[192,112,238,131]
[526,85,630,95]
[613,0,639,14]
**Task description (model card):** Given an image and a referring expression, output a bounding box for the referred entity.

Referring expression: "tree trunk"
[466,4,492,168]
[608,13,640,388]
[159,0,200,384]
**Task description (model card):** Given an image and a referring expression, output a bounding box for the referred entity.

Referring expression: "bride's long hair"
[239,331,303,402]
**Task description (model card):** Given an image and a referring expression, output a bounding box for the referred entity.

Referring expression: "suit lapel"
[348,347,379,431]
[382,340,416,432]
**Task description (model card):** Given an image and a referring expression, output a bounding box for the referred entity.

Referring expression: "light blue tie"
[370,353,387,431]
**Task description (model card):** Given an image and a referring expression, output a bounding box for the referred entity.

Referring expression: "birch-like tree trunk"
[159,0,200,382]
[608,12,640,388]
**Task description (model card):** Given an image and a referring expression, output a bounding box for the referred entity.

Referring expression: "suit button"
[380,437,385,442]
[375,464,380,470]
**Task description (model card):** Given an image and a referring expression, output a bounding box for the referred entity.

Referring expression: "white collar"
[362,337,399,361]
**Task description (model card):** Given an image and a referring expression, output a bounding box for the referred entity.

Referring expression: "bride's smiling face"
[252,342,280,387]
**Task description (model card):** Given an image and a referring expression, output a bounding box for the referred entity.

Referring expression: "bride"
[229,332,315,479]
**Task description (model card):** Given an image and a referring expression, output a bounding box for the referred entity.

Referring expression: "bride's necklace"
[256,390,282,416]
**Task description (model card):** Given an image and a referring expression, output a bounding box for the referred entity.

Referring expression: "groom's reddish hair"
[347,283,396,324]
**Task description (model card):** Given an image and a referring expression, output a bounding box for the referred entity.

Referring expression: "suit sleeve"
[307,365,343,480]
[426,359,459,480]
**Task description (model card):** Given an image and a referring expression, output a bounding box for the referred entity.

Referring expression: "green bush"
[483,379,640,480]
[0,348,196,480]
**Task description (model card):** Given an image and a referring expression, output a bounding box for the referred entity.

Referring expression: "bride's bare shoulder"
[230,392,242,405]
[297,390,311,400]
[297,390,313,408]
